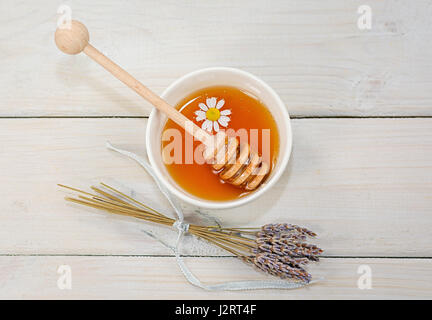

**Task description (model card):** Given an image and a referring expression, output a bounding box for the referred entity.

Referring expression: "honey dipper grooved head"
[55,20,89,55]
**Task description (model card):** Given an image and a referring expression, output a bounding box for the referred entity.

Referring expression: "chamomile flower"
[194,97,231,133]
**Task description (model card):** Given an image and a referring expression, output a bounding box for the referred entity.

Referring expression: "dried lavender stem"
[91,186,133,206]
[191,229,253,253]
[61,183,322,283]
[81,195,144,212]
[58,184,106,199]
[59,184,141,213]
[191,227,256,246]
[79,195,171,222]
[65,197,173,226]
[189,230,248,257]
[99,182,163,216]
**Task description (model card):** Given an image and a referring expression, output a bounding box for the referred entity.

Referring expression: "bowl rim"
[146,66,292,209]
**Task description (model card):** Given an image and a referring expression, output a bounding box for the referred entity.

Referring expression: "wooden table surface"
[1,0,431,299]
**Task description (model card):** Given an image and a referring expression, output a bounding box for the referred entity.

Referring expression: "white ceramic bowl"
[147,67,292,209]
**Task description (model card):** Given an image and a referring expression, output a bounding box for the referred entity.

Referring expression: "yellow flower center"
[206,108,220,121]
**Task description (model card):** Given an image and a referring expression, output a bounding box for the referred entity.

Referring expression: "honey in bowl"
[161,86,279,201]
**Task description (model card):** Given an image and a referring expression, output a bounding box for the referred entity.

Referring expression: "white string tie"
[172,220,190,233]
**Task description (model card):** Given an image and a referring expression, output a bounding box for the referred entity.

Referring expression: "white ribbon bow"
[106,142,316,291]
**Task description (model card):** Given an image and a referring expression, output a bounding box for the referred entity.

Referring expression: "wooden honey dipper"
[55,21,269,190]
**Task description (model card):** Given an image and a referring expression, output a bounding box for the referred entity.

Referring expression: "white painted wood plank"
[1,0,432,116]
[0,257,430,299]
[0,118,431,256]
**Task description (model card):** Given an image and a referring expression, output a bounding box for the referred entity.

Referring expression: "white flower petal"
[213,121,219,132]
[202,119,213,132]
[218,116,230,127]
[216,99,225,109]
[195,110,206,121]
[199,103,208,111]
[206,97,216,108]
[220,109,231,116]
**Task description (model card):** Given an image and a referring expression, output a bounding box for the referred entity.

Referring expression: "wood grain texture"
[2,0,432,299]
[0,118,431,256]
[0,256,430,299]
[1,0,432,116]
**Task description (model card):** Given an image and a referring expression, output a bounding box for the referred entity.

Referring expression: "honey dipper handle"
[82,44,208,140]
[55,20,209,143]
